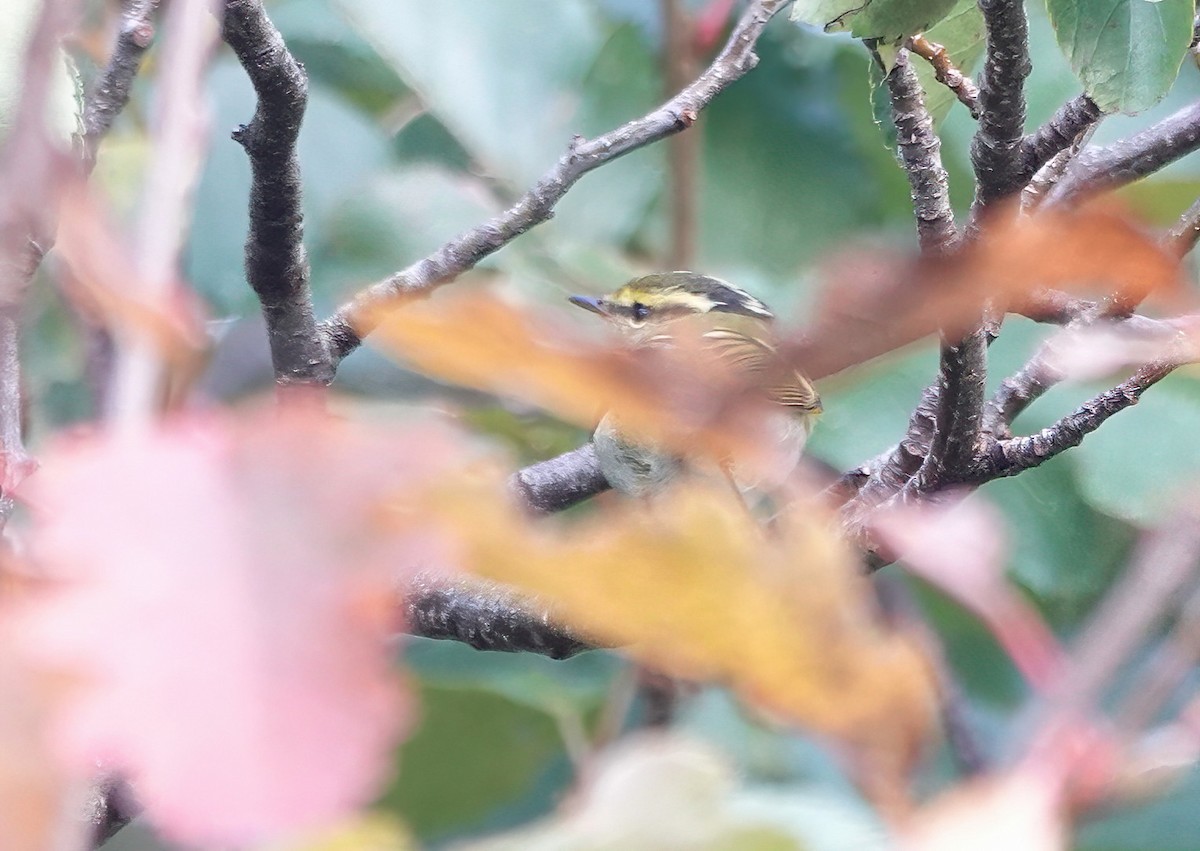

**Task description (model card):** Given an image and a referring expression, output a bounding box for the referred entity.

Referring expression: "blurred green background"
[55,0,1200,847]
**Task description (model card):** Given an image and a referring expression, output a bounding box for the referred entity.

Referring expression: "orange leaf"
[788,201,1186,381]
[371,292,789,476]
[413,475,937,805]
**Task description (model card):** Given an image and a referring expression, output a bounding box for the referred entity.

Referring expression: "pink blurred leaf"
[0,593,73,851]
[873,497,1064,690]
[15,403,464,845]
[902,768,1066,851]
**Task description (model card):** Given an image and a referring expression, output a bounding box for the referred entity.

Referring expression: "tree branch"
[317,0,788,365]
[1043,503,1200,720]
[885,50,958,254]
[1166,195,1200,258]
[510,443,610,514]
[969,0,1031,212]
[404,573,593,659]
[834,52,960,510]
[84,776,141,848]
[222,0,333,385]
[912,0,1031,491]
[907,34,980,119]
[1048,100,1200,206]
[81,0,162,170]
[1016,93,1102,187]
[970,360,1178,481]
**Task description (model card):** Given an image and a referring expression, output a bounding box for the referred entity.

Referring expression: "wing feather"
[702,328,822,415]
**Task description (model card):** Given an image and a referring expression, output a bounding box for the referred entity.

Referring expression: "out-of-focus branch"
[0,0,82,521]
[222,0,333,386]
[1166,196,1200,258]
[107,0,219,427]
[1043,504,1200,719]
[81,0,161,169]
[907,35,980,118]
[511,443,610,514]
[663,0,700,269]
[1048,100,1200,206]
[970,360,1179,481]
[404,573,593,659]
[84,776,141,848]
[1118,576,1200,732]
[318,0,788,365]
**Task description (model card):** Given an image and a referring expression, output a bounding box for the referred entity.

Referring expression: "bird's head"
[569,271,773,331]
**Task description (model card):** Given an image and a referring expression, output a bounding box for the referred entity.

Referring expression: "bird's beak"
[568,295,607,316]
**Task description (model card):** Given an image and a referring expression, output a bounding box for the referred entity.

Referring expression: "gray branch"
[317,0,789,366]
[1049,99,1200,206]
[222,0,333,385]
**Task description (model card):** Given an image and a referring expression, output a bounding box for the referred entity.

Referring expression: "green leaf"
[806,345,938,471]
[695,29,896,278]
[188,58,391,313]
[457,735,885,851]
[984,455,1135,622]
[331,1,659,247]
[273,0,409,116]
[312,165,497,290]
[1072,373,1200,525]
[792,0,961,42]
[1077,762,1200,850]
[1046,0,1194,114]
[379,682,569,842]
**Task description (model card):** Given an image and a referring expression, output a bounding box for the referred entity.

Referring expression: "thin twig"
[1020,121,1098,213]
[317,0,788,366]
[1118,576,1200,732]
[222,0,333,385]
[663,0,700,269]
[0,0,80,517]
[907,34,980,119]
[107,0,220,428]
[1042,504,1200,719]
[1166,196,1200,258]
[81,0,162,170]
[970,360,1179,481]
[1049,100,1200,206]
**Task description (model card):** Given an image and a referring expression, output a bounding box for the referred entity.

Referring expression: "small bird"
[569,271,821,498]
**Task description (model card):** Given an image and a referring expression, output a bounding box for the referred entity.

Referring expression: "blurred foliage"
[67,0,1200,847]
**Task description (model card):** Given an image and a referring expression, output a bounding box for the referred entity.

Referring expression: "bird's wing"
[702,328,822,415]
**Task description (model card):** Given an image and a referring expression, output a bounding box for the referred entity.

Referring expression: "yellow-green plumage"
[569,272,820,496]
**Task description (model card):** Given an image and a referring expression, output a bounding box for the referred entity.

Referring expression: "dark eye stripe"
[632,303,649,321]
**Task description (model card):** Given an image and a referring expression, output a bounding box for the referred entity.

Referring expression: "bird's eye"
[632,302,649,322]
